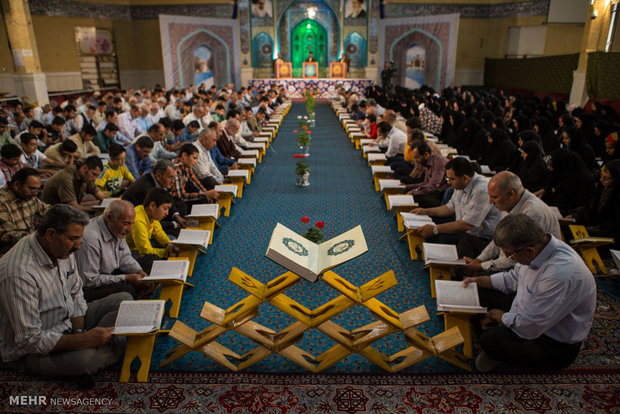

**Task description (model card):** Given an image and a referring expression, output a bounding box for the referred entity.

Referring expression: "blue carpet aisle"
[151,101,448,374]
[149,102,619,374]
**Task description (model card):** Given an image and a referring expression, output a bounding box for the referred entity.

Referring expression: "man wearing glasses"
[463,214,596,372]
[0,205,131,388]
[412,157,501,258]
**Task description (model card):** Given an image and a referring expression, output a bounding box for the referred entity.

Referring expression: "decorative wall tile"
[383,0,549,19]
[29,0,234,20]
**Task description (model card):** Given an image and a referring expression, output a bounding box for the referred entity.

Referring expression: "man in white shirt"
[117,106,141,139]
[377,122,407,160]
[463,214,596,371]
[194,127,225,189]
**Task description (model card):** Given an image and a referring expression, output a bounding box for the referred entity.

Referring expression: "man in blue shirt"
[463,214,596,371]
[125,136,153,178]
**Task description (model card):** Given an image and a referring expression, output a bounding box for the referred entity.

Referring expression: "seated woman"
[515,141,549,193]
[482,128,518,172]
[540,148,595,216]
[126,187,179,272]
[571,159,620,248]
[562,126,598,173]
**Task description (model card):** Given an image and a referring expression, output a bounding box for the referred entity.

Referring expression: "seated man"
[41,156,106,214]
[194,127,230,189]
[94,122,120,153]
[173,143,219,207]
[45,116,66,144]
[0,143,25,183]
[143,123,177,163]
[377,121,407,165]
[463,214,596,371]
[0,205,130,387]
[42,139,78,168]
[125,136,154,178]
[126,188,179,272]
[77,199,151,302]
[463,171,561,275]
[122,159,188,235]
[95,143,134,197]
[0,168,48,253]
[68,124,100,161]
[216,119,242,160]
[412,157,501,258]
[404,139,449,208]
[20,132,63,176]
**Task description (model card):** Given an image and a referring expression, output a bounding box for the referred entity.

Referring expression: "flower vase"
[296,172,310,187]
[300,145,310,156]
[310,113,316,127]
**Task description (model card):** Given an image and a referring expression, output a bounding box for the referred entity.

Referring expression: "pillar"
[569,0,614,106]
[1,0,48,105]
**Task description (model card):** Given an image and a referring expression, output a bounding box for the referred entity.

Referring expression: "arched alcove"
[344,32,367,67]
[177,29,231,88]
[252,32,274,68]
[389,28,442,91]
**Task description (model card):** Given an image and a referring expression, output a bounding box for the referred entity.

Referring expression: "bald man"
[76,199,151,302]
[462,171,561,276]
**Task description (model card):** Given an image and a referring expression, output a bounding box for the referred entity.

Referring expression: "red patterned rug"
[1,369,618,413]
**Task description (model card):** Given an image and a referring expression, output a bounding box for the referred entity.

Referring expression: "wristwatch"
[432,225,439,236]
[73,328,86,334]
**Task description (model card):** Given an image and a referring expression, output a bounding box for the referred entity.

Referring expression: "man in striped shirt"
[0,205,131,387]
[172,143,219,207]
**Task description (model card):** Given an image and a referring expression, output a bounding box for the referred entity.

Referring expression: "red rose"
[315,221,325,229]
[301,216,310,223]
[294,154,301,158]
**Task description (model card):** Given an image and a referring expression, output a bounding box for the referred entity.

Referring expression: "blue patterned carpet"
[148,102,619,375]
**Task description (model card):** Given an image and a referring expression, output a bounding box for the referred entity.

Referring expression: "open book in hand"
[401,212,435,229]
[265,223,368,282]
[142,259,190,283]
[171,229,210,249]
[423,243,466,266]
[435,280,487,313]
[187,203,219,220]
[112,300,166,334]
[378,179,405,192]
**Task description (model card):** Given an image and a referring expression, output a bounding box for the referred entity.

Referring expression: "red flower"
[301,216,310,224]
[294,154,307,158]
[293,130,298,133]
[315,221,325,229]
[307,131,312,134]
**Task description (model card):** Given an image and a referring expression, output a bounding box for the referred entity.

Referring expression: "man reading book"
[411,157,501,258]
[0,205,131,388]
[77,199,153,302]
[126,188,179,272]
[463,214,596,372]
[460,171,561,276]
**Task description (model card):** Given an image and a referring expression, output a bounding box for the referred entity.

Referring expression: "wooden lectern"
[302,62,319,79]
[276,62,292,79]
[330,62,346,78]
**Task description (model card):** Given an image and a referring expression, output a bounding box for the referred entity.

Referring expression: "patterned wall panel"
[368,0,379,55]
[252,32,275,68]
[383,1,549,19]
[344,32,367,67]
[29,0,233,20]
[379,14,459,90]
[160,15,240,89]
[239,0,251,54]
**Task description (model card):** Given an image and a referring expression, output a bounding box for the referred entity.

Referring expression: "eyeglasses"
[445,176,457,183]
[505,245,531,259]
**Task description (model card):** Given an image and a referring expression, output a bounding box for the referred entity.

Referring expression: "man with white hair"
[77,199,151,302]
[464,214,596,371]
[462,171,561,275]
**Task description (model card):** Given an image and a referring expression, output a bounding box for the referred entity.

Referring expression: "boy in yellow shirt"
[126,187,179,272]
[96,143,135,196]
